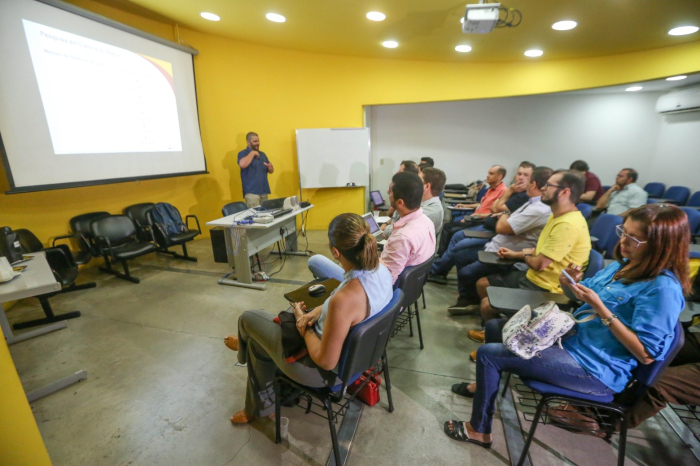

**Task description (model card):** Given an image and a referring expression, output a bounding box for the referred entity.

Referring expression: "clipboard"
[283,278,342,309]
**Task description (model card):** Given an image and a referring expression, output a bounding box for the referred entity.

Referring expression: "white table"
[0,252,87,401]
[206,205,313,290]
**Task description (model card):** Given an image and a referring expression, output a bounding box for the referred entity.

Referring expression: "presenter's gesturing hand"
[264,161,274,174]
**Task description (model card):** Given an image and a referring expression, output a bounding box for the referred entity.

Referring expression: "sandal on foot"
[451,382,476,398]
[224,335,239,351]
[230,409,253,424]
[443,420,492,448]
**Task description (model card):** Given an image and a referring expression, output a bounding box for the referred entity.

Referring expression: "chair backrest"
[582,249,604,280]
[90,215,138,246]
[123,203,155,228]
[222,201,248,216]
[687,191,700,208]
[393,257,434,307]
[664,186,691,205]
[14,228,44,253]
[643,182,666,199]
[590,214,623,258]
[70,211,111,254]
[601,185,611,193]
[576,203,593,219]
[681,207,700,234]
[619,322,684,405]
[336,289,404,386]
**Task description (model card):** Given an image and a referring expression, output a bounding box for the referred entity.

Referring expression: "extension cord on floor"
[253,271,269,281]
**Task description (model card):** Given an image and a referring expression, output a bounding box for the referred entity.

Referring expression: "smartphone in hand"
[561,269,576,286]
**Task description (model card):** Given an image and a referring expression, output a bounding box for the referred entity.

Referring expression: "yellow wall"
[1,0,699,239]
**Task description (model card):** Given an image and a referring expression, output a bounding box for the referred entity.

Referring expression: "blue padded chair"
[392,257,433,349]
[476,184,489,202]
[516,322,684,466]
[643,182,666,199]
[681,207,700,235]
[576,203,593,219]
[583,249,604,280]
[590,214,623,258]
[274,289,404,466]
[663,186,691,205]
[602,185,611,193]
[687,191,700,208]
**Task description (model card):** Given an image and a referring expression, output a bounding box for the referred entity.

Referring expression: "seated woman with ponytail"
[224,213,393,424]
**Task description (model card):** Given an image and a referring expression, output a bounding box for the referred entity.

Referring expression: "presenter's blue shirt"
[238,148,271,196]
[562,262,684,393]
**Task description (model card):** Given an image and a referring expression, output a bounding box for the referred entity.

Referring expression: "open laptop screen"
[362,213,380,234]
[370,190,384,206]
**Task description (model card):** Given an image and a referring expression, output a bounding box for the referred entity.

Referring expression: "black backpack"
[150,203,187,236]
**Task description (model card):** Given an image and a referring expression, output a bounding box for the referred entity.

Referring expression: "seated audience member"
[383,160,421,224]
[444,167,553,313]
[596,168,648,216]
[224,213,393,424]
[419,157,435,169]
[438,165,507,254]
[468,170,591,343]
[488,161,536,215]
[310,172,435,284]
[444,204,689,449]
[570,160,604,202]
[383,167,446,239]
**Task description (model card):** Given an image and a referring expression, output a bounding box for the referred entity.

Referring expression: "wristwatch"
[601,314,618,327]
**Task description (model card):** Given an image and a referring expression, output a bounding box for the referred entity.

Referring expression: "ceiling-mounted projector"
[463,2,501,34]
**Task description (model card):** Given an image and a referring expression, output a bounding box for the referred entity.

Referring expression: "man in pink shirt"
[380,172,437,284]
[308,172,435,285]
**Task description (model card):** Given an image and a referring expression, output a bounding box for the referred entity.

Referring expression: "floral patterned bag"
[502,301,596,360]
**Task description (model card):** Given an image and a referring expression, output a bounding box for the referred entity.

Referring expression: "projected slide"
[22,20,182,154]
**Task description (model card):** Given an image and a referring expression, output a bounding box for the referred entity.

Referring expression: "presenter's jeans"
[470,319,613,434]
[307,255,344,282]
[237,310,330,418]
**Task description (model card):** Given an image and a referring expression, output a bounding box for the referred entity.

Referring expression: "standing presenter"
[238,132,274,208]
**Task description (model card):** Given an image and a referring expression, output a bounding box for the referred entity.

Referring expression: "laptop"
[362,213,384,239]
[370,190,385,207]
[260,198,285,210]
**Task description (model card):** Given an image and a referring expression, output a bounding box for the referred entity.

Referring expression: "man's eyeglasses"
[544,182,564,190]
[615,224,648,247]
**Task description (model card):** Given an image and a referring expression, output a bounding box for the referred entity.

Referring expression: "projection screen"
[0,0,207,193]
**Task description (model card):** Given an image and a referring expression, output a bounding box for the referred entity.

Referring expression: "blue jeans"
[431,231,489,276]
[457,261,509,303]
[469,319,614,434]
[307,255,344,281]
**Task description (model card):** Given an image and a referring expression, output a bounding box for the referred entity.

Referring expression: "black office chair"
[12,229,88,330]
[222,201,248,216]
[392,257,434,349]
[51,211,111,266]
[91,215,156,284]
[123,203,156,242]
[515,322,684,466]
[273,289,403,466]
[149,203,201,262]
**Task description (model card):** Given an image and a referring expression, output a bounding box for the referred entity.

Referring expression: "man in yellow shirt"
[468,170,591,343]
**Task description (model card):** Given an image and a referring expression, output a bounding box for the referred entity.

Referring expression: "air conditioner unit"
[656,85,700,114]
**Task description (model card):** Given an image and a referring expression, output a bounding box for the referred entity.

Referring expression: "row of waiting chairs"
[643,183,700,207]
[54,203,201,284]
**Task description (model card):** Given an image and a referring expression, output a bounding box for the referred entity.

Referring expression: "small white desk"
[206,206,313,290]
[0,252,87,401]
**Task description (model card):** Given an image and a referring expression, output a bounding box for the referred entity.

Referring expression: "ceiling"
[99,0,700,63]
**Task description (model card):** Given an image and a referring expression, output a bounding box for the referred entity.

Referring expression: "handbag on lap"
[502,301,596,360]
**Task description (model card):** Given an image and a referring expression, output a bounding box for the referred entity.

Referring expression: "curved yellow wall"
[0,0,698,237]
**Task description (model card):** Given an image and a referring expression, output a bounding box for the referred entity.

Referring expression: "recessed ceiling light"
[200,12,220,22]
[366,12,386,21]
[266,13,286,23]
[455,45,472,53]
[382,40,398,49]
[524,49,543,57]
[666,75,688,81]
[626,86,643,92]
[552,20,577,31]
[668,26,699,36]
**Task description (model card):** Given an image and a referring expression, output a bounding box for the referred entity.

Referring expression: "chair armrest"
[93,235,116,261]
[44,245,75,272]
[52,233,80,248]
[185,215,201,234]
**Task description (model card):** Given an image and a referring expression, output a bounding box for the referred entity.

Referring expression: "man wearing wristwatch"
[467,170,592,343]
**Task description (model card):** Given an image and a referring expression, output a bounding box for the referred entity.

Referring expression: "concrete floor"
[6,231,696,465]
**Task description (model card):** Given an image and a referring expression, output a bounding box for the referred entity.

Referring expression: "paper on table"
[375,216,391,224]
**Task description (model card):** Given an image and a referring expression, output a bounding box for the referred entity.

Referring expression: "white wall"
[369,91,700,195]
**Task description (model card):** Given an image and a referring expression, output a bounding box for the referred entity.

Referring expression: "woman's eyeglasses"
[615,224,648,247]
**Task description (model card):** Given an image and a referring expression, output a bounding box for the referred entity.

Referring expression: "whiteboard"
[296,128,370,189]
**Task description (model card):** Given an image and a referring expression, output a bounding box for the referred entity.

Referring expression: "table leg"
[218,226,267,290]
[284,221,309,257]
[26,369,88,403]
[6,321,67,345]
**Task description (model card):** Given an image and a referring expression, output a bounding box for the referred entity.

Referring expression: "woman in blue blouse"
[224,213,393,424]
[444,204,690,448]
